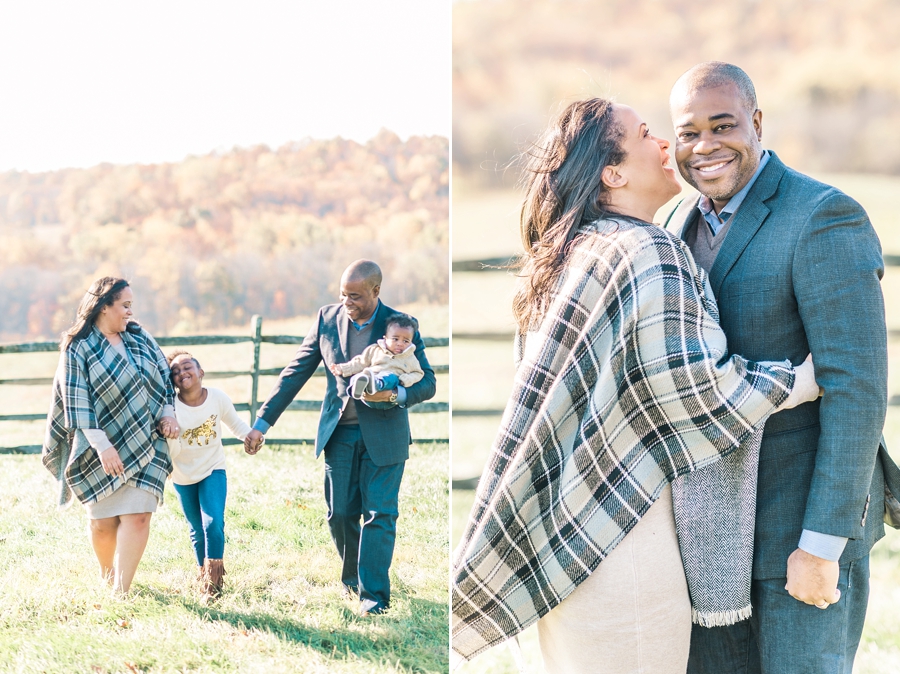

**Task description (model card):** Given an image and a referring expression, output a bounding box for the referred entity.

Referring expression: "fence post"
[249,315,263,423]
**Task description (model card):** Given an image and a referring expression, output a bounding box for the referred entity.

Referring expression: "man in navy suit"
[666,62,899,673]
[245,259,436,615]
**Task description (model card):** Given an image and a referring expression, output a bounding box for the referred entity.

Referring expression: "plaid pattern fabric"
[42,325,174,506]
[451,218,795,661]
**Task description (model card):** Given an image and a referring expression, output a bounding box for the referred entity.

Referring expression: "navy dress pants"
[323,424,405,612]
[688,556,869,674]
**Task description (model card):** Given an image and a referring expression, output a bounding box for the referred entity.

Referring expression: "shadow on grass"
[141,587,448,667]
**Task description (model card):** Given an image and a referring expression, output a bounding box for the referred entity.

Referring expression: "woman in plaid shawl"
[450,100,821,672]
[42,277,181,593]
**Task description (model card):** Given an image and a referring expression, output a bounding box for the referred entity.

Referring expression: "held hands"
[99,446,126,478]
[780,354,822,410]
[244,429,265,455]
[785,548,841,609]
[157,416,181,439]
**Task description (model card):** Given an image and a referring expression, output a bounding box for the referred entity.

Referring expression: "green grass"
[0,441,449,673]
[0,305,450,671]
[451,178,900,673]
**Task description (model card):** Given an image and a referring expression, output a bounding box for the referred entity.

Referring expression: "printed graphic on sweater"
[182,414,218,446]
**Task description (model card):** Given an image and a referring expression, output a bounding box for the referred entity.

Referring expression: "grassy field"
[0,440,448,674]
[0,304,449,673]
[451,176,900,673]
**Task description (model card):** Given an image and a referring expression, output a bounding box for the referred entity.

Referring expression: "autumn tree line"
[0,131,448,341]
[453,0,900,187]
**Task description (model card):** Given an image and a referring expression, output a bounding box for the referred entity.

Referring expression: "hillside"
[0,131,448,340]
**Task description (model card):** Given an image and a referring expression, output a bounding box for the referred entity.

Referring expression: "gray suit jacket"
[257,301,436,466]
[665,152,898,578]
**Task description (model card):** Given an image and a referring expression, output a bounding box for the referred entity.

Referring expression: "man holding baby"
[245,259,436,616]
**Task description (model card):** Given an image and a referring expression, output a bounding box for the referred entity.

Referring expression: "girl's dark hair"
[512,98,626,333]
[385,312,418,334]
[60,277,133,352]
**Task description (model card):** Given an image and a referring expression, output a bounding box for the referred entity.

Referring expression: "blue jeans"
[323,424,405,612]
[688,556,870,674]
[173,469,227,565]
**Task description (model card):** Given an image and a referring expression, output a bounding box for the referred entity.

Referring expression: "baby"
[329,313,424,405]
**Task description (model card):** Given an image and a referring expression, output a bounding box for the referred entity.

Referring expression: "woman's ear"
[601,165,627,190]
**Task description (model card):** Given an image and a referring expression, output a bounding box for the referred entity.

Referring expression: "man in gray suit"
[245,259,436,616]
[665,62,898,672]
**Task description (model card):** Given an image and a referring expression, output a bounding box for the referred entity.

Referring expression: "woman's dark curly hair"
[59,276,136,351]
[512,98,626,332]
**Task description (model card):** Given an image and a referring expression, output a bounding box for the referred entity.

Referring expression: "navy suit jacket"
[257,302,436,466]
[665,152,899,578]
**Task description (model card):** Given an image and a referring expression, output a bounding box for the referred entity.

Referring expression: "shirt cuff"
[798,529,848,562]
[161,404,175,419]
[82,428,113,453]
[252,417,271,434]
[396,386,407,407]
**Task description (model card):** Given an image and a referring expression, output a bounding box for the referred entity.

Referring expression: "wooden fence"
[0,315,448,454]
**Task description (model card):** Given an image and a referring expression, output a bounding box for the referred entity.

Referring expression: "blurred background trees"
[453,0,900,188]
[0,131,448,340]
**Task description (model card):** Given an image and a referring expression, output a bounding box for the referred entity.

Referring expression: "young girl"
[166,349,252,601]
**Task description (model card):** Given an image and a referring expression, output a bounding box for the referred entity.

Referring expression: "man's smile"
[689,156,736,178]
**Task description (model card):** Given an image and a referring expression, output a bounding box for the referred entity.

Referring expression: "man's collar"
[350,300,381,331]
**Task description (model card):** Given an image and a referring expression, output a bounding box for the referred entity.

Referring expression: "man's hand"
[99,446,126,478]
[157,416,181,439]
[785,548,841,609]
[363,389,395,403]
[245,429,265,455]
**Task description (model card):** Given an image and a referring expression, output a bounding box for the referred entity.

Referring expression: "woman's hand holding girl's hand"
[99,446,126,478]
[329,363,343,376]
[780,354,822,411]
[157,416,181,439]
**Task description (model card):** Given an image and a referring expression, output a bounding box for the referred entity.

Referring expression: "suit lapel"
[708,154,787,296]
[665,194,701,240]
[337,308,350,360]
[370,302,389,347]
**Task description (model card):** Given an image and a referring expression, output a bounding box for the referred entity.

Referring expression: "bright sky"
[0,1,450,172]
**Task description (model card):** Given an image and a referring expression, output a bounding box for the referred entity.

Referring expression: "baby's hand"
[329,363,343,376]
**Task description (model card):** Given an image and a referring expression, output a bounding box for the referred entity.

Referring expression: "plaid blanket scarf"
[451,218,795,662]
[42,325,174,507]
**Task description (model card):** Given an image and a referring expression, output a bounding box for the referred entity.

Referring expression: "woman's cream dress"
[537,484,692,674]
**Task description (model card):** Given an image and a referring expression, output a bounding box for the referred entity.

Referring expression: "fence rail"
[0,315,448,454]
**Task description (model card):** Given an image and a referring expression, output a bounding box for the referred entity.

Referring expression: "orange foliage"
[0,132,448,340]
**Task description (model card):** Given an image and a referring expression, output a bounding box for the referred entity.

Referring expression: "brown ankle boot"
[201,559,226,601]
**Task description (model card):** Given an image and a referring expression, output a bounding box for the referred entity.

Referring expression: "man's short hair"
[385,312,418,334]
[343,259,382,290]
[671,62,758,116]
